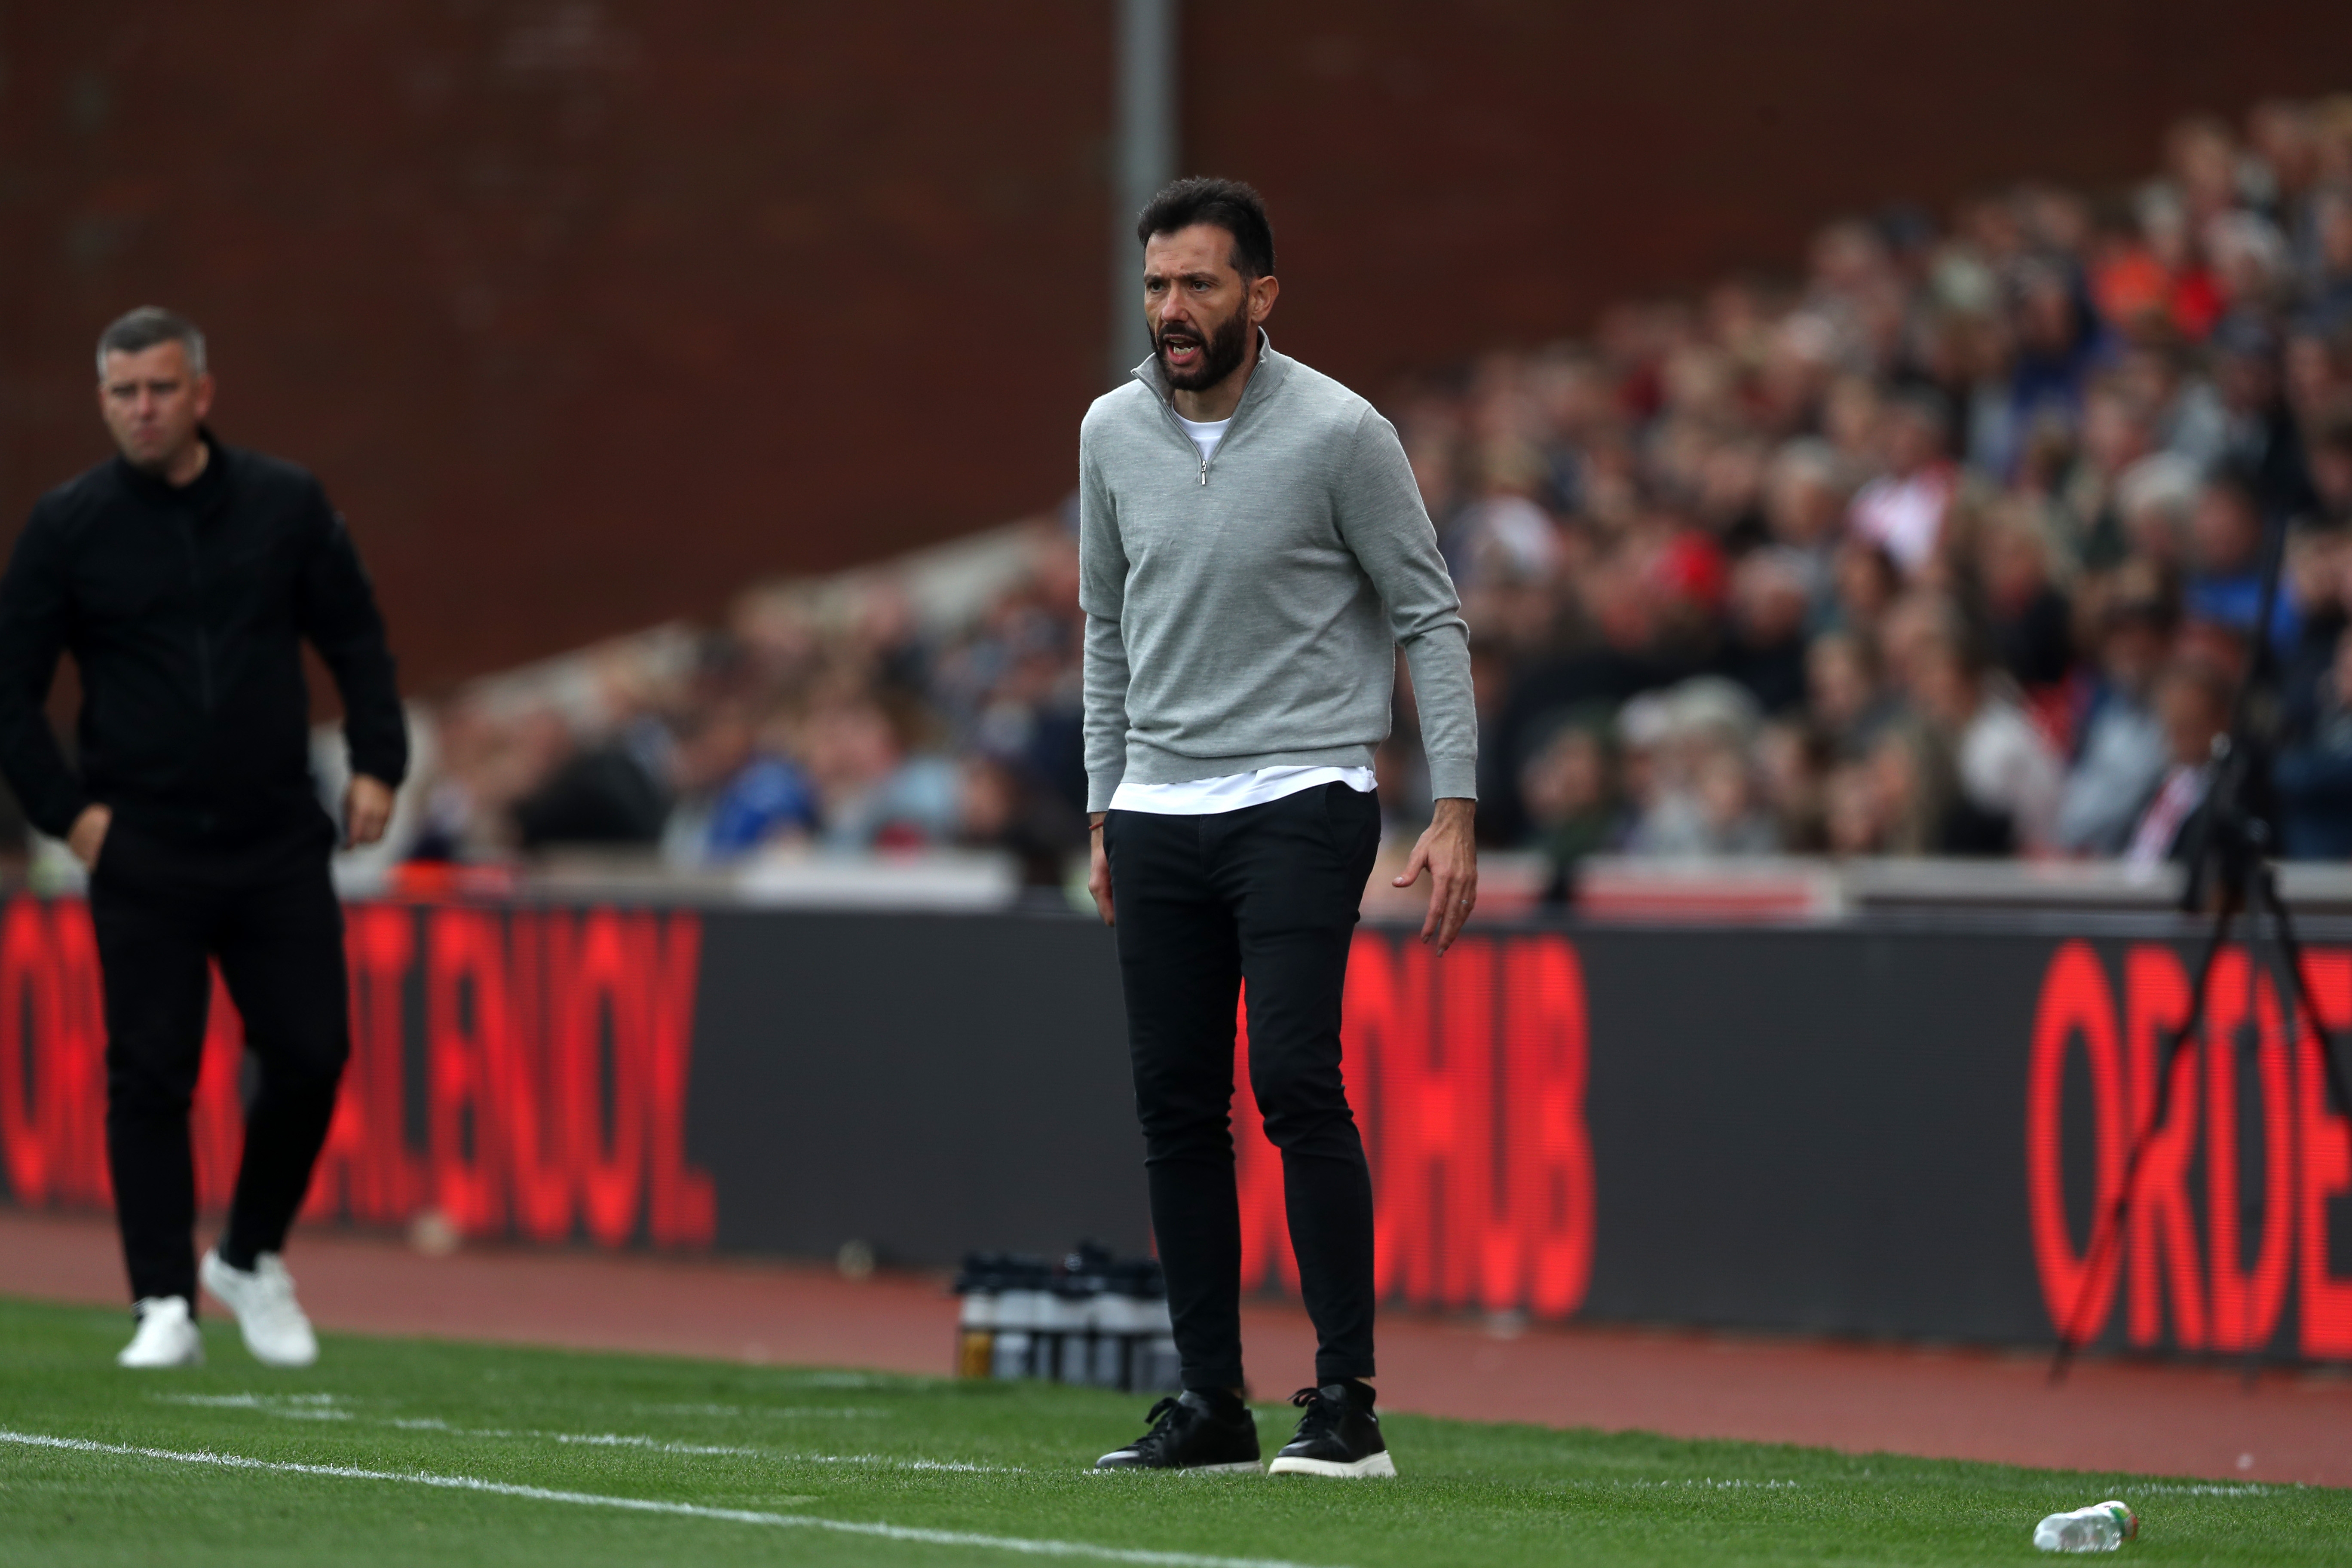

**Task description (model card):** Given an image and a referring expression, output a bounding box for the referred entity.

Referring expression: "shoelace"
[1286,1386,1341,1441]
[1124,1396,1185,1457]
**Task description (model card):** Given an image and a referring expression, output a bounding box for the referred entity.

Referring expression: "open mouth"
[1158,335,1203,366]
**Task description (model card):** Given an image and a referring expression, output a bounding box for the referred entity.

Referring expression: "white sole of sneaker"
[1268,1451,1397,1478]
[1090,1460,1265,1474]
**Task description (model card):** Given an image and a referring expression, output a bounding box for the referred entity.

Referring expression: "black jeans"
[1105,781,1382,1390]
[89,818,349,1306]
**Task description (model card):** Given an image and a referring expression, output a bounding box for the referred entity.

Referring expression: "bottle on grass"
[2033,1501,2137,1553]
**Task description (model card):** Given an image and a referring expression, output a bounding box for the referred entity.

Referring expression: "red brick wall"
[0,1,1113,687]
[3,2,2346,688]
[1195,2,2352,396]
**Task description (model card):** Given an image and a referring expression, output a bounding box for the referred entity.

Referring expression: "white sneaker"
[117,1296,205,1368]
[200,1249,319,1368]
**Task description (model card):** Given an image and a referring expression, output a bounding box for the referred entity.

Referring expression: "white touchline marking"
[785,1453,1021,1474]
[551,1432,767,1456]
[1623,1479,1801,1490]
[150,1394,353,1421]
[0,1430,1333,1568]
[147,1397,1002,1471]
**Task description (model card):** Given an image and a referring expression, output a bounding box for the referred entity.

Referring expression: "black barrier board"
[1,899,2347,1361]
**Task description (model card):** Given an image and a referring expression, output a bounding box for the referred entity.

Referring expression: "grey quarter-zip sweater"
[1079,334,1476,814]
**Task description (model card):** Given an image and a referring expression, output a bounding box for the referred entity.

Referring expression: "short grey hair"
[95,306,208,379]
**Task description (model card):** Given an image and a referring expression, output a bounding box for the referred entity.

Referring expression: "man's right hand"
[67,803,112,870]
[1088,813,1114,926]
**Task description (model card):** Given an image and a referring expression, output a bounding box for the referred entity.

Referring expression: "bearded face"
[1154,290,1253,391]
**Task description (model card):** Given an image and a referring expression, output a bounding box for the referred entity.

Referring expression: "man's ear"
[1250,274,1280,324]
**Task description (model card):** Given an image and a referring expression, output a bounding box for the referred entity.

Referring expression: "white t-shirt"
[1110,765,1377,815]
[1173,412,1231,466]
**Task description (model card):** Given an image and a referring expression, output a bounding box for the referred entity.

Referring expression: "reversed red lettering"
[1504,936,1595,1318]
[2204,949,2294,1352]
[2027,940,2126,1340]
[2122,945,2204,1349]
[2296,952,2352,1357]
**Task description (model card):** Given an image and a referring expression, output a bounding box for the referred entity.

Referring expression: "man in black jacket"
[0,307,407,1369]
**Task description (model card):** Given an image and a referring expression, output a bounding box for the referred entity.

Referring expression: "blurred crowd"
[386,97,2352,892]
[1400,95,2352,893]
[389,530,1094,889]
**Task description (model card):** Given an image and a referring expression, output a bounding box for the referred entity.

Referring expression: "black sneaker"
[1093,1391,1261,1472]
[1268,1381,1395,1477]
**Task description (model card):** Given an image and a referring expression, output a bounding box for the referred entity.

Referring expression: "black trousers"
[89,819,349,1306]
[1105,781,1382,1390]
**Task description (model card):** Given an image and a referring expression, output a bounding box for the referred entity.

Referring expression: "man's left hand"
[1393,796,1477,953]
[344,774,395,848]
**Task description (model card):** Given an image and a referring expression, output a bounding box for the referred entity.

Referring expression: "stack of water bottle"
[954,1244,1180,1393]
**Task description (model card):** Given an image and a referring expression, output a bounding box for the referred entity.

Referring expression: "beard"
[1155,304,1252,391]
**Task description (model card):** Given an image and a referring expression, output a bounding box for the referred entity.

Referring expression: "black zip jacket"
[0,432,407,847]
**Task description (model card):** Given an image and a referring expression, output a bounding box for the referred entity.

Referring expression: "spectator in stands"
[2277,622,2352,858]
[2281,527,2350,731]
[1625,679,1774,857]
[2125,652,2236,867]
[1805,629,1893,758]
[2059,377,2155,568]
[2113,453,2202,570]
[1443,445,1563,589]
[956,752,1085,892]
[2116,337,2229,473]
[2308,407,2352,528]
[1977,502,2075,690]
[1829,536,1903,645]
[2006,259,2104,440]
[2055,576,2177,855]
[1719,549,1812,714]
[1849,390,1956,574]
[510,720,673,850]
[1822,754,1883,856]
[2305,185,2352,328]
[1755,718,1830,851]
[802,692,959,850]
[1864,718,2002,855]
[2283,325,2348,429]
[1908,619,2064,853]
[2184,465,2297,648]
[1761,438,1850,619]
[2211,319,2318,523]
[1518,714,1628,902]
[700,719,821,861]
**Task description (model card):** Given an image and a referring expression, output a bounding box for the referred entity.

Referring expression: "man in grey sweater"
[1081,178,1477,1478]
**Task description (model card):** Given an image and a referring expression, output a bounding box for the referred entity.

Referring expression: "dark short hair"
[1136,177,1275,278]
[96,306,207,378]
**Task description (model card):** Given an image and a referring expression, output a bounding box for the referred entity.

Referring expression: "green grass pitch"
[0,1295,2342,1567]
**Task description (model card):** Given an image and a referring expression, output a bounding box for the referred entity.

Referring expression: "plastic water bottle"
[952,1255,1000,1379]
[2033,1501,2137,1552]
[1092,1273,1150,1388]
[991,1261,1048,1379]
